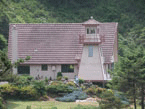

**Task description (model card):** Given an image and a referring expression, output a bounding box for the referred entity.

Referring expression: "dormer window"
[86,27,96,34]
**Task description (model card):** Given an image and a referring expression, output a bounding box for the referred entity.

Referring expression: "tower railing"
[79,34,102,44]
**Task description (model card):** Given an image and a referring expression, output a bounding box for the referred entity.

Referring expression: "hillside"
[0,0,145,51]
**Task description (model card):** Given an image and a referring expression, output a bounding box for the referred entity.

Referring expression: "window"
[18,66,30,74]
[41,64,48,71]
[88,45,93,57]
[61,64,74,72]
[86,27,96,34]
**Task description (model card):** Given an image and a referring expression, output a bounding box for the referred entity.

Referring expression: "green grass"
[6,100,98,109]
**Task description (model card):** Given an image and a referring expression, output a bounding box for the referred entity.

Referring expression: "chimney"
[12,25,18,74]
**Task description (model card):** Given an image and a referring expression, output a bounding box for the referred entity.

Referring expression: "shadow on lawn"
[6,101,21,109]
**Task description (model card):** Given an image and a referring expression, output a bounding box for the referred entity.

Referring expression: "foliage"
[55,89,88,102]
[57,76,62,81]
[0,34,7,50]
[11,75,34,88]
[99,89,130,109]
[63,76,68,80]
[78,79,84,85]
[0,50,31,82]
[32,80,46,96]
[44,77,49,84]
[47,82,73,95]
[85,85,106,97]
[0,84,38,100]
[57,72,62,78]
[109,37,145,109]
[66,81,76,87]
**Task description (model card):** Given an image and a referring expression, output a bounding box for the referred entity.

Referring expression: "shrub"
[85,87,95,95]
[99,90,130,109]
[50,81,63,85]
[0,84,20,99]
[85,86,106,96]
[80,85,86,91]
[19,86,38,100]
[47,84,73,95]
[33,80,47,96]
[63,76,68,80]
[57,76,62,81]
[79,79,84,85]
[11,75,34,88]
[67,81,76,87]
[57,72,62,77]
[96,87,106,94]
[0,84,39,100]
[55,90,88,102]
[44,77,49,84]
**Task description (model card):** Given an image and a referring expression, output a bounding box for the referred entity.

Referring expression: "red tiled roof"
[8,21,118,64]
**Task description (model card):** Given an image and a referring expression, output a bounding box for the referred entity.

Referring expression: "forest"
[0,0,145,109]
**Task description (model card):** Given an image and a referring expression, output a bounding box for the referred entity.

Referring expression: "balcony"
[79,34,102,44]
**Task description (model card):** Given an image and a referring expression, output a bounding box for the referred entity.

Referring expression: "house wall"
[30,64,78,80]
[78,45,104,80]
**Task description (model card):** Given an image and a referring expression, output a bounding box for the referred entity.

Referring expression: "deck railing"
[79,34,101,44]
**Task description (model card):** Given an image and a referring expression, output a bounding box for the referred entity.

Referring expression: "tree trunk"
[141,83,144,109]
[133,82,137,109]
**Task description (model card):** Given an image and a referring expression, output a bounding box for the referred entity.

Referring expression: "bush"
[44,77,49,84]
[50,81,63,85]
[0,84,39,100]
[0,84,20,99]
[85,87,96,95]
[11,75,34,88]
[67,81,76,87]
[47,83,73,95]
[79,79,84,85]
[55,90,88,102]
[85,86,106,96]
[63,76,68,80]
[57,76,62,81]
[19,86,38,100]
[99,90,130,109]
[33,80,47,96]
[57,72,62,77]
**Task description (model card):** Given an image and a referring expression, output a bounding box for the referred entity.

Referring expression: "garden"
[0,72,131,109]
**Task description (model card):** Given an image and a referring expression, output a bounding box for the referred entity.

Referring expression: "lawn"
[6,100,99,109]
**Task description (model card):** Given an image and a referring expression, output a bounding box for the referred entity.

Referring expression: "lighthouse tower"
[78,17,106,81]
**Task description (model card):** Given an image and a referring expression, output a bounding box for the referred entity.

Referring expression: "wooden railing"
[79,34,102,44]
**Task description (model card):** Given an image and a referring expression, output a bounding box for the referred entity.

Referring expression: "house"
[8,17,118,81]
